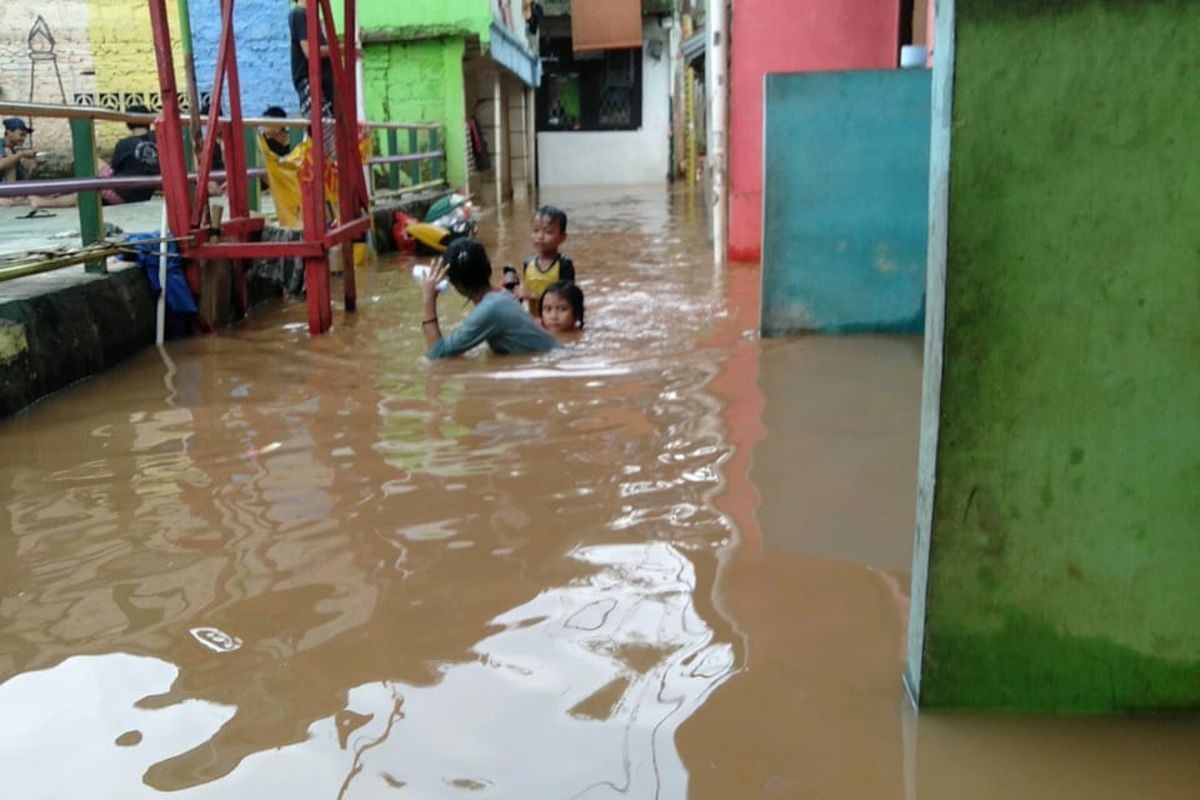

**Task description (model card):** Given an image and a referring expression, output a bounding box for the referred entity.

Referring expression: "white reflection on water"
[0,654,235,800]
[0,543,735,799]
[212,542,733,799]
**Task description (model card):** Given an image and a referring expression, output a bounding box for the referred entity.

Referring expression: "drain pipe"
[709,0,728,263]
[156,200,169,345]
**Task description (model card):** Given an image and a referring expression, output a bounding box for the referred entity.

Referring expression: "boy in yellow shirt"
[519,205,576,315]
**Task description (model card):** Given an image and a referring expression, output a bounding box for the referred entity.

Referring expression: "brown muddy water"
[2,188,1198,799]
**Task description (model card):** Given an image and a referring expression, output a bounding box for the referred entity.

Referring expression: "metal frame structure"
[147,0,369,334]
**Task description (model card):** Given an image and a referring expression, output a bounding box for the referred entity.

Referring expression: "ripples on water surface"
[2,188,1199,799]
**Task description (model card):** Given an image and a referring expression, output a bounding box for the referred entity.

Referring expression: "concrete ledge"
[0,265,155,418]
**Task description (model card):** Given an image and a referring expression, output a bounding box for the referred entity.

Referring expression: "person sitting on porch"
[0,118,75,210]
[0,118,39,185]
[99,106,160,206]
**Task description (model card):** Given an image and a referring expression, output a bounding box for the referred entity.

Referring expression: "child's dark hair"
[263,106,288,118]
[443,237,492,294]
[126,103,152,131]
[535,205,568,234]
[542,280,584,329]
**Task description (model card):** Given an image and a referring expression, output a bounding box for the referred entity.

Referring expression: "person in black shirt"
[289,0,336,156]
[102,106,160,205]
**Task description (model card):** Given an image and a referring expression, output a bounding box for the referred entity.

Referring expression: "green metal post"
[244,126,260,212]
[387,129,400,189]
[431,127,442,182]
[408,129,420,185]
[182,131,194,171]
[175,0,204,165]
[69,119,105,274]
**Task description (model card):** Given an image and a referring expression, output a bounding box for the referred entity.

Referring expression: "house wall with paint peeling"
[0,0,185,160]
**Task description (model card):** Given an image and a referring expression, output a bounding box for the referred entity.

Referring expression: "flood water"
[2,187,1198,799]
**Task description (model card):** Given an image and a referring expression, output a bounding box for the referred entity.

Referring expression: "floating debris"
[189,627,243,654]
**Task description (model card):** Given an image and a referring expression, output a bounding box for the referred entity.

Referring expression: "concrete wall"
[760,70,929,335]
[0,1,185,159]
[907,0,1200,712]
[471,69,533,204]
[728,0,899,262]
[0,266,155,418]
[362,38,468,189]
[537,21,670,187]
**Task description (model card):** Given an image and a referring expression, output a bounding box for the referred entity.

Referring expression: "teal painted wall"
[761,70,930,335]
[362,38,467,189]
[907,0,1200,712]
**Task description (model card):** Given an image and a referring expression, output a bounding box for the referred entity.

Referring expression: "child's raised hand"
[424,259,450,299]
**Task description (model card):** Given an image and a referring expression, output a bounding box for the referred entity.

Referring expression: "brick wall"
[189,0,294,119]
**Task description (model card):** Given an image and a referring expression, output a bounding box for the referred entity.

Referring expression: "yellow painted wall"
[0,1,186,159]
[85,0,186,150]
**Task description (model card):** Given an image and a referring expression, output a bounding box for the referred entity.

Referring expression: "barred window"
[537,39,642,133]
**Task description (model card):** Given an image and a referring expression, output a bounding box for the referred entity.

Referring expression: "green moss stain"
[915,0,1200,711]
[0,321,29,363]
[923,611,1200,712]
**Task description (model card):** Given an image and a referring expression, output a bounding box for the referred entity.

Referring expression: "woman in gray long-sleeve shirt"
[421,238,560,359]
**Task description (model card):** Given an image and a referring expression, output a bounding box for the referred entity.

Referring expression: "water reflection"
[0,188,741,796]
[5,186,1196,799]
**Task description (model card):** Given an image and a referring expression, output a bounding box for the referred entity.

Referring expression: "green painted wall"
[363,38,468,188]
[907,0,1200,712]
[350,0,486,190]
[356,0,492,44]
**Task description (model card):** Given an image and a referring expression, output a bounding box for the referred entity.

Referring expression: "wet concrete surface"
[1,187,1198,798]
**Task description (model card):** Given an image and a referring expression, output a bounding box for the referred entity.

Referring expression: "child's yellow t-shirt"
[523,255,576,309]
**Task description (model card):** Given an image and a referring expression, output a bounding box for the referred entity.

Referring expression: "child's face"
[541,292,577,333]
[531,214,566,258]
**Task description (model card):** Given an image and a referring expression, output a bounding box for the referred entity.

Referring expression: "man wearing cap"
[0,118,40,184]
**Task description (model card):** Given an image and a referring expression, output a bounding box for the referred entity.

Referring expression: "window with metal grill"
[537,38,643,132]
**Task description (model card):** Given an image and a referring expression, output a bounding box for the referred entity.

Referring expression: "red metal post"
[191,0,238,230]
[217,0,251,316]
[146,0,195,288]
[302,0,331,334]
[338,0,359,312]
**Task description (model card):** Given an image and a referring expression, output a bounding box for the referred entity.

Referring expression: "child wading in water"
[520,205,575,315]
[540,280,585,335]
[420,238,560,359]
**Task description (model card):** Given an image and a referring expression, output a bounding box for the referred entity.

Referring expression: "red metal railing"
[0,102,445,286]
[3,1,444,335]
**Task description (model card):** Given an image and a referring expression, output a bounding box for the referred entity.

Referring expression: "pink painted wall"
[927,0,937,65]
[728,0,901,262]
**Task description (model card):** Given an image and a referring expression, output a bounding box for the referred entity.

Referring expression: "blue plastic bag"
[122,232,199,316]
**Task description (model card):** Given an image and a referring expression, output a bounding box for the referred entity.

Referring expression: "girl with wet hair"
[420,238,560,359]
[539,280,585,334]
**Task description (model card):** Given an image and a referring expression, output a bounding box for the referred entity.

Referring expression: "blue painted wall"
[189,0,297,117]
[761,70,931,335]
